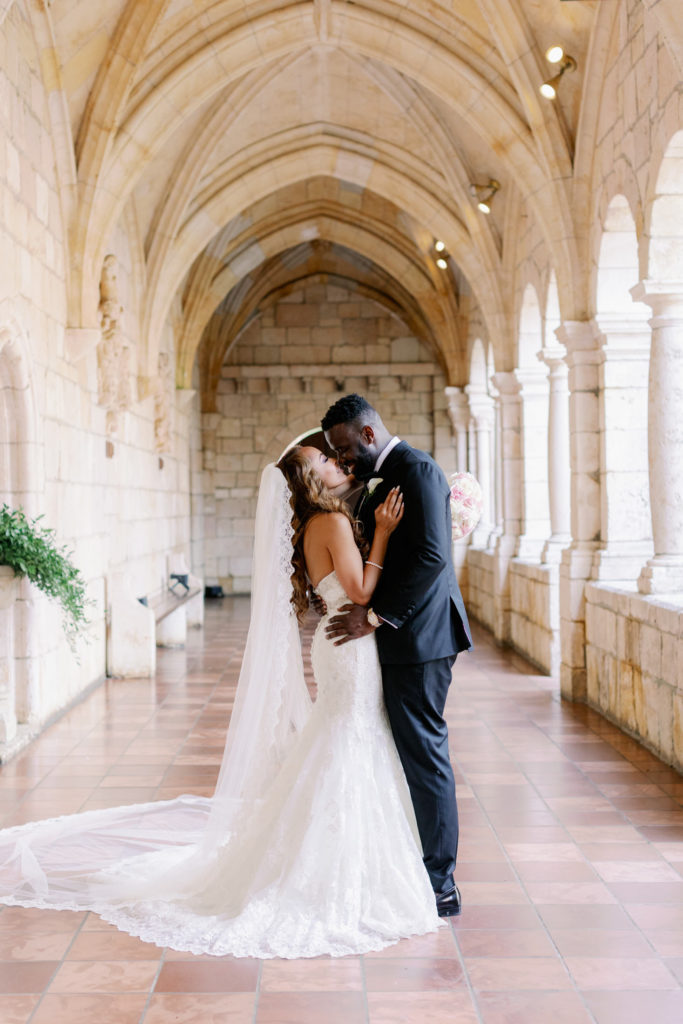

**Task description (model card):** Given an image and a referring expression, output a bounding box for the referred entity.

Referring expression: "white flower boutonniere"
[366,477,384,496]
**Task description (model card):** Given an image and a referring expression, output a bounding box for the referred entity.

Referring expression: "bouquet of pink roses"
[448,471,483,540]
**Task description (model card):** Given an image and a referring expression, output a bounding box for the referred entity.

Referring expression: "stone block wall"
[509,560,560,675]
[0,6,199,756]
[201,279,447,591]
[465,549,496,635]
[585,583,683,769]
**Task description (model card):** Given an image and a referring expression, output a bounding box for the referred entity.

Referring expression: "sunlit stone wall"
[0,6,198,757]
[585,585,683,769]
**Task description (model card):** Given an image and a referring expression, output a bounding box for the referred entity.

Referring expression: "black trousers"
[381,655,458,894]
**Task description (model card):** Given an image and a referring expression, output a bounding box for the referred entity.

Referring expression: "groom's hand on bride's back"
[325,602,375,645]
[308,588,327,616]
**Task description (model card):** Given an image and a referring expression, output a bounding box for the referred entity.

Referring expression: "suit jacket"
[356,441,472,665]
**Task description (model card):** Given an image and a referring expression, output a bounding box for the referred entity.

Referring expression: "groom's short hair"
[322,393,378,431]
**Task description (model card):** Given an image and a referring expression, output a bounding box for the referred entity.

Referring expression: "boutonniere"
[366,477,384,496]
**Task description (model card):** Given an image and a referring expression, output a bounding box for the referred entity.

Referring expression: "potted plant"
[0,504,89,650]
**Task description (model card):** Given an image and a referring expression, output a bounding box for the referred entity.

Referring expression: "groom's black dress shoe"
[435,884,461,917]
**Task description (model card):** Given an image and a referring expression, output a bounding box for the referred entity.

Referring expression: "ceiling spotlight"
[540,54,576,99]
[469,179,500,215]
[545,45,564,64]
[432,240,450,268]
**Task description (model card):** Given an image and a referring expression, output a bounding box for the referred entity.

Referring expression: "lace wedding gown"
[0,570,440,958]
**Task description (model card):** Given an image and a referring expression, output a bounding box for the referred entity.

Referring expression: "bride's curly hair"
[277,446,367,621]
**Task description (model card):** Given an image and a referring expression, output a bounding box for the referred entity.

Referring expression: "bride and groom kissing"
[0,392,472,959]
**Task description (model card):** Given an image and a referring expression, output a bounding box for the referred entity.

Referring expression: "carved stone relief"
[97,254,132,435]
[154,351,173,453]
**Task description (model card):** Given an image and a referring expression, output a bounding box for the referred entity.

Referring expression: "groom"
[321,394,471,917]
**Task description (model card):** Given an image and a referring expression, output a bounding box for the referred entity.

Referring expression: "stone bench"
[107,569,204,678]
[144,578,204,648]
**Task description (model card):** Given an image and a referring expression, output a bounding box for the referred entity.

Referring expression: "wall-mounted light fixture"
[433,240,449,269]
[540,46,576,100]
[469,179,500,215]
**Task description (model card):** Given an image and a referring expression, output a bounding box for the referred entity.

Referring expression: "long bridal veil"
[0,463,312,914]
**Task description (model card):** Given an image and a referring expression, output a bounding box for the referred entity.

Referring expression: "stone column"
[445,387,470,472]
[632,282,683,593]
[513,367,550,561]
[490,372,522,642]
[432,379,457,478]
[556,321,601,701]
[488,380,504,549]
[591,314,652,582]
[465,386,495,547]
[467,416,477,476]
[445,387,471,587]
[538,346,571,563]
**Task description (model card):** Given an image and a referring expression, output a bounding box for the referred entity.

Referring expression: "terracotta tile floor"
[0,602,682,1023]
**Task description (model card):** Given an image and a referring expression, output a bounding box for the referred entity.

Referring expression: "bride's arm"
[324,489,403,605]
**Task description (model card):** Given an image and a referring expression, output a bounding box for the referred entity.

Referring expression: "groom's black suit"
[356,441,471,894]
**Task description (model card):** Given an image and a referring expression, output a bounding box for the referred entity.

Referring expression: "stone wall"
[201,278,448,591]
[465,549,496,635]
[585,582,683,769]
[509,561,560,675]
[0,5,199,757]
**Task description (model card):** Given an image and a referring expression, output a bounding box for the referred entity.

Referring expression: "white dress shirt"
[374,436,401,473]
[370,436,401,628]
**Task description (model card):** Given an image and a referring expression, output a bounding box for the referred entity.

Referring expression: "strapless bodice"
[313,570,348,615]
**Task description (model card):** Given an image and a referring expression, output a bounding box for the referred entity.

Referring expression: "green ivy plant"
[0,504,89,651]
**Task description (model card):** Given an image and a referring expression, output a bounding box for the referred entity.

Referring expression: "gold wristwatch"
[367,607,381,628]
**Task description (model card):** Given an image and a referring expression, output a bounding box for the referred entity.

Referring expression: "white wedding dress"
[0,468,440,959]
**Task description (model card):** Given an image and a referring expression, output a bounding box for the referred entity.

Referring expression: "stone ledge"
[0,672,106,764]
[219,362,439,379]
[510,558,559,584]
[586,581,683,637]
[0,722,36,764]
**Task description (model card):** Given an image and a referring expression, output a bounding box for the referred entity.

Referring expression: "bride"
[0,446,441,958]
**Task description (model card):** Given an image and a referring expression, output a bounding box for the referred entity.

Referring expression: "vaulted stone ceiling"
[13,0,682,400]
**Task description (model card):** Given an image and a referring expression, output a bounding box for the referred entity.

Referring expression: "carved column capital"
[444,386,470,430]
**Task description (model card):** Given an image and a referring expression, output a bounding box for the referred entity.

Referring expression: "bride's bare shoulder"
[305,511,351,538]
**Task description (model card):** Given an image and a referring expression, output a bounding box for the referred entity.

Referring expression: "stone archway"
[636,130,683,593]
[593,194,652,582]
[515,284,550,560]
[0,310,40,755]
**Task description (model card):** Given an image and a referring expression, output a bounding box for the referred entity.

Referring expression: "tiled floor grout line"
[24,908,89,1024]
[508,664,683,979]
[137,947,167,1023]
[453,660,601,1023]
[526,726,683,973]
[448,918,486,1024]
[359,951,369,1023]
[251,957,263,1024]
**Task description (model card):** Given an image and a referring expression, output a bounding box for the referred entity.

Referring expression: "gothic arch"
[517,283,543,368]
[596,194,643,319]
[469,338,488,391]
[0,307,40,512]
[645,129,683,281]
[0,305,41,743]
